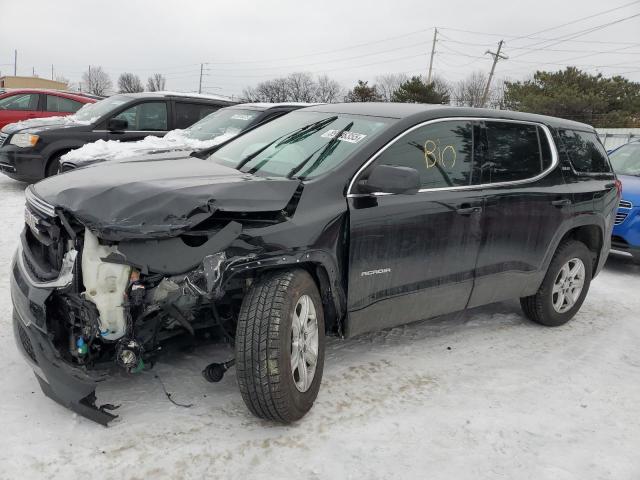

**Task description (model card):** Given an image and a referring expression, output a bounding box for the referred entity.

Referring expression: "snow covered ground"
[0,174,639,480]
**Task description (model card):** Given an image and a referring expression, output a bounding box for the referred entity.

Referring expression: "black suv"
[11,103,618,425]
[0,92,236,182]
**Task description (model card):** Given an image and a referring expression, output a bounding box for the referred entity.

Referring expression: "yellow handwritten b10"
[424,139,456,169]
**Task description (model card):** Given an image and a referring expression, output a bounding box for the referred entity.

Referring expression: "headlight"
[10,133,39,148]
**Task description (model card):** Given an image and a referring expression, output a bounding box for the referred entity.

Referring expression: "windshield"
[185,108,261,141]
[609,142,640,176]
[73,94,131,122]
[209,111,390,179]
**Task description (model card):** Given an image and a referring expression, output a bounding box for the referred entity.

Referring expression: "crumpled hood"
[32,157,300,240]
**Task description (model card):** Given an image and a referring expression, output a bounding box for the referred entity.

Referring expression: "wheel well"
[45,148,73,175]
[247,263,342,335]
[558,225,603,274]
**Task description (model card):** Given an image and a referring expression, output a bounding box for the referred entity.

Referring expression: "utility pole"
[481,40,507,107]
[51,64,54,80]
[198,63,204,94]
[14,49,17,76]
[427,28,437,84]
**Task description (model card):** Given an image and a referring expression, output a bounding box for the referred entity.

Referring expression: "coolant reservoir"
[82,228,131,340]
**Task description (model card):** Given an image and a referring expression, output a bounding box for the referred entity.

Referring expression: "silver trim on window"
[346,117,559,197]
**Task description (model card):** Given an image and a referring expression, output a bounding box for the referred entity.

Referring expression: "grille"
[17,321,37,364]
[0,133,8,147]
[615,212,628,225]
[619,199,633,209]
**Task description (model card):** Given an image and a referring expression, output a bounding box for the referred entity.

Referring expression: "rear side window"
[372,120,477,189]
[175,102,219,129]
[481,121,552,183]
[113,101,168,131]
[558,129,611,173]
[0,93,39,111]
[46,95,84,113]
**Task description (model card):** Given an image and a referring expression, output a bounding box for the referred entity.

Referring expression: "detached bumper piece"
[11,256,117,426]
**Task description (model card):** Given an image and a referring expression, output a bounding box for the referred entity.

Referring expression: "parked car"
[12,103,618,425]
[608,140,640,263]
[59,103,319,171]
[0,92,236,182]
[0,88,97,131]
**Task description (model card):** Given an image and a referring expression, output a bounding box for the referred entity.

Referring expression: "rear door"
[174,101,220,129]
[106,100,170,142]
[43,94,85,119]
[0,92,40,129]
[347,119,484,337]
[468,119,570,307]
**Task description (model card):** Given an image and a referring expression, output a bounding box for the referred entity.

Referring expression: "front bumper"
[0,145,46,182]
[10,250,117,426]
[612,205,640,259]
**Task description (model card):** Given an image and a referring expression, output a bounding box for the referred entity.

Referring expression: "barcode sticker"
[321,130,367,143]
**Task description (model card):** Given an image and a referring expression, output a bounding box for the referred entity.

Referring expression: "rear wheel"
[235,269,325,423]
[520,240,593,327]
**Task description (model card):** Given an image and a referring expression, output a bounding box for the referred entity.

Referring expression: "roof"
[0,88,97,102]
[232,102,325,112]
[303,102,593,130]
[122,91,236,103]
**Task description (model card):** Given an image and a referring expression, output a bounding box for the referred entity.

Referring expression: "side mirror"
[107,118,128,131]
[358,164,421,195]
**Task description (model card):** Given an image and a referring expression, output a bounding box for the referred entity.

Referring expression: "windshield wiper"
[236,116,338,173]
[287,121,354,179]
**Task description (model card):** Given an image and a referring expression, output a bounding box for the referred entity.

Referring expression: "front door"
[347,119,484,337]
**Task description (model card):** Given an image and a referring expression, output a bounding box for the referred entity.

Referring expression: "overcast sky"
[0,0,638,99]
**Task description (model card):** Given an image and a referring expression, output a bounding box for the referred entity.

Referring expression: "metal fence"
[596,128,640,151]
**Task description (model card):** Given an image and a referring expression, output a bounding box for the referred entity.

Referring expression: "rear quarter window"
[558,129,611,173]
[175,102,220,129]
[46,95,84,113]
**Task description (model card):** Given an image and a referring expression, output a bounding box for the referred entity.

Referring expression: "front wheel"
[235,269,325,423]
[520,240,593,327]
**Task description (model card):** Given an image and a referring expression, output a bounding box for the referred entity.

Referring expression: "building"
[0,76,68,90]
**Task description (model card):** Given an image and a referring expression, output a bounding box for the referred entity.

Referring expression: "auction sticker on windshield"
[321,129,367,143]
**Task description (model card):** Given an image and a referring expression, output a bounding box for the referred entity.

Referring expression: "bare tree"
[285,72,316,102]
[118,72,144,93]
[315,75,342,103]
[81,66,112,96]
[452,71,488,107]
[431,75,452,103]
[243,77,289,102]
[375,73,409,102]
[146,73,166,92]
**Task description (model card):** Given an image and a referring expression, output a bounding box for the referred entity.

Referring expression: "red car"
[0,89,98,130]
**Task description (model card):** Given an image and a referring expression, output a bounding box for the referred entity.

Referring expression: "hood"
[32,157,301,240]
[618,174,640,206]
[62,147,192,169]
[2,116,90,134]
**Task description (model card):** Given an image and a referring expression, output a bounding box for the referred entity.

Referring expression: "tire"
[235,268,325,423]
[520,240,593,327]
[45,153,64,177]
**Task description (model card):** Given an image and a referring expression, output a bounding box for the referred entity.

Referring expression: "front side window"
[369,120,476,189]
[175,102,219,129]
[481,121,552,183]
[46,95,84,113]
[113,102,168,131]
[0,93,39,111]
[558,129,611,173]
[609,142,640,177]
[210,111,390,179]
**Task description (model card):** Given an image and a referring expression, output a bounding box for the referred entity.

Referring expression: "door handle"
[551,198,572,207]
[456,205,482,215]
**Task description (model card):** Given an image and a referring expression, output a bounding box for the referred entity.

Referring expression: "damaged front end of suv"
[11,156,347,425]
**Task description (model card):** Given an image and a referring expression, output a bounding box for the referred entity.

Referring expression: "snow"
[143,91,235,102]
[61,130,236,164]
[4,114,94,132]
[0,174,639,479]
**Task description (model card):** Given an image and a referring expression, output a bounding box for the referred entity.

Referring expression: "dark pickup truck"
[11,103,618,425]
[0,91,235,182]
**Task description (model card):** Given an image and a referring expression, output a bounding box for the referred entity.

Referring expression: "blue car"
[610,140,640,263]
